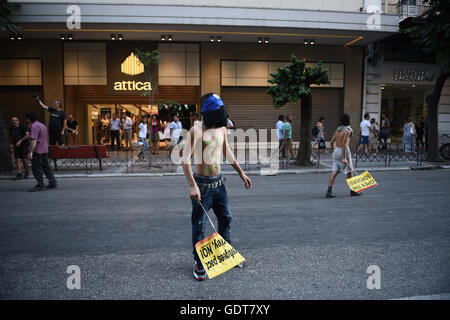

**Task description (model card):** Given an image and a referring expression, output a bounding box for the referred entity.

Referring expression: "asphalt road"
[0,170,449,300]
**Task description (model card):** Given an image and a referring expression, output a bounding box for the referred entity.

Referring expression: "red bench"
[49,145,109,171]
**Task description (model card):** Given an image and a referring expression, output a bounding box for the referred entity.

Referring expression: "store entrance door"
[381,84,433,142]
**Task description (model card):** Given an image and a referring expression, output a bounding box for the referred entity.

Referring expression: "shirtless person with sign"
[182,93,252,281]
[326,113,361,198]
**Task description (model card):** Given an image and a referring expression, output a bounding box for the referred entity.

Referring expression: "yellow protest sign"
[346,170,377,192]
[195,232,246,279]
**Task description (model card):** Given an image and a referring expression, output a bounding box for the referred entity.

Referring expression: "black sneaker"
[350,191,362,197]
[326,191,336,198]
[193,261,206,281]
[29,185,44,192]
[46,184,57,189]
[11,173,22,180]
[24,171,29,179]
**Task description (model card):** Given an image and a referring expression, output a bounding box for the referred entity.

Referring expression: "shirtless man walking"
[326,113,361,198]
[181,93,252,281]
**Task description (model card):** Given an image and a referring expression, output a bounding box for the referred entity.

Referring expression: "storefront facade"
[365,61,450,141]
[1,0,401,147]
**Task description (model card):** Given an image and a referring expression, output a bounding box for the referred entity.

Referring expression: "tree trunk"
[425,70,449,162]
[0,107,13,173]
[295,94,312,166]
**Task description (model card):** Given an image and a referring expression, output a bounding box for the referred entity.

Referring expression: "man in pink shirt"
[26,112,57,192]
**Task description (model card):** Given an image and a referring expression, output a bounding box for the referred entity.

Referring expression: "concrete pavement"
[0,170,449,299]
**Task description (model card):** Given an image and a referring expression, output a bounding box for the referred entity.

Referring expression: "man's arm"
[222,128,252,189]
[16,131,29,147]
[37,99,49,110]
[181,126,201,202]
[27,139,37,160]
[341,131,350,164]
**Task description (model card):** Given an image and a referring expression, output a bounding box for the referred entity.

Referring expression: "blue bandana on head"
[201,94,224,113]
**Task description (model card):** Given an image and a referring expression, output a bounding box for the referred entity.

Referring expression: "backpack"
[312,125,319,137]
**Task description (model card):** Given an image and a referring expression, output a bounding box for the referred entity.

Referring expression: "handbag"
[318,138,326,149]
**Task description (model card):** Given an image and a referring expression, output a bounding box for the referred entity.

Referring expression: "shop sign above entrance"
[107,42,157,96]
[393,68,433,82]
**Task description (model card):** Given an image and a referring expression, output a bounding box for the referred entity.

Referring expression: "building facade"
[1,0,401,146]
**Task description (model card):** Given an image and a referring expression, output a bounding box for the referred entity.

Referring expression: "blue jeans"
[138,137,148,158]
[191,173,232,265]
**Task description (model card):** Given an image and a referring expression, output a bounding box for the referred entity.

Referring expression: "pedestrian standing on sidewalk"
[280,115,294,160]
[380,112,391,149]
[416,116,425,149]
[122,112,133,151]
[313,117,326,149]
[65,114,79,145]
[109,113,121,151]
[276,115,285,157]
[26,112,57,192]
[357,113,371,155]
[137,116,148,160]
[402,117,417,155]
[10,117,30,180]
[168,114,183,160]
[181,92,252,281]
[150,114,161,155]
[326,113,361,198]
[369,118,380,154]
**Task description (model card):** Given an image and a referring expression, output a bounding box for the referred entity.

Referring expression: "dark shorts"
[14,146,28,160]
[361,136,369,145]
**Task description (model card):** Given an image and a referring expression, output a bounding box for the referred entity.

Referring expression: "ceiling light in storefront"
[210,36,215,42]
[10,34,22,40]
[160,35,166,41]
[168,35,173,41]
[264,38,269,44]
[217,36,222,42]
[111,34,116,40]
[310,39,315,45]
[60,34,66,40]
[118,34,123,41]
[304,39,308,45]
[68,34,73,40]
[412,84,416,88]
[257,38,262,44]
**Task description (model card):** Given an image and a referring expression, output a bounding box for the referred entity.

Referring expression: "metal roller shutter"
[221,87,343,141]
[0,86,45,125]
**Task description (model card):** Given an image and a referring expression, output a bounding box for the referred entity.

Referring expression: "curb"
[2,165,447,180]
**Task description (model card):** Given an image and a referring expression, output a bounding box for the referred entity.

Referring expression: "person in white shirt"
[192,112,201,126]
[122,112,133,151]
[357,113,373,154]
[169,114,183,159]
[138,116,148,160]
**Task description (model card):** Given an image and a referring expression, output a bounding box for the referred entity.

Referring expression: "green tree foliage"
[134,48,160,101]
[0,0,21,34]
[267,55,329,165]
[402,0,450,161]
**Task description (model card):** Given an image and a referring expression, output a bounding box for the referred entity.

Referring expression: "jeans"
[191,173,232,265]
[110,130,120,150]
[32,153,56,187]
[138,137,148,158]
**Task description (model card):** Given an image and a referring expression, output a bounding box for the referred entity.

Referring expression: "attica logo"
[114,52,151,91]
[121,52,144,76]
